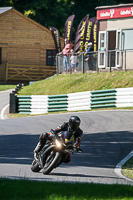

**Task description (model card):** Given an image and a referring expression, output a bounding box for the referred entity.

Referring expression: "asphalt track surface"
[0,110,133,185]
[0,90,12,119]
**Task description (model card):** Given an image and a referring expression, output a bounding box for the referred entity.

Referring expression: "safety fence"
[56,49,133,74]
[56,51,98,74]
[17,87,133,114]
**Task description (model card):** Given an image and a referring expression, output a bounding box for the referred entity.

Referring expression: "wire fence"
[56,49,133,74]
[56,51,98,74]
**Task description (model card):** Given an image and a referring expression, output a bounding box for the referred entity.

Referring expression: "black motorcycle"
[31,131,82,175]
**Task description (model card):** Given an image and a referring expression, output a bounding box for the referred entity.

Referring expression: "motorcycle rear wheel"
[31,159,41,172]
[42,151,61,175]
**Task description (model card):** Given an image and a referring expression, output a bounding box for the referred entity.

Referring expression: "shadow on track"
[0,130,133,169]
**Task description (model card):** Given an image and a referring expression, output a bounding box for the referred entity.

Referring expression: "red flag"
[74,15,89,53]
[49,27,61,53]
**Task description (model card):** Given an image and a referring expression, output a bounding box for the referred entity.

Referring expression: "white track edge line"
[114,151,133,183]
[0,104,9,120]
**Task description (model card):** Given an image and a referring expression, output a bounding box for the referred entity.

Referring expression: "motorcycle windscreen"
[61,131,74,144]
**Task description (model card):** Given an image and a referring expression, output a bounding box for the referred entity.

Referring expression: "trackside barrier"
[17,87,133,114]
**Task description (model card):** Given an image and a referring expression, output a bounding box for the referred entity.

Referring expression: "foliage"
[1,0,133,38]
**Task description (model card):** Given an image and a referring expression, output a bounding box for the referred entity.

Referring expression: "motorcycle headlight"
[65,139,69,143]
[55,139,62,148]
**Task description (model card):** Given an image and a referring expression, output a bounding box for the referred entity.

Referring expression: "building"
[0,7,63,83]
[96,4,133,71]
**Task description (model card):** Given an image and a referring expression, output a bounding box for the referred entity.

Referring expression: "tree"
[11,0,74,37]
[1,0,133,37]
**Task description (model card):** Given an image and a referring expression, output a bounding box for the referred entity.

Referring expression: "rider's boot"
[34,132,48,161]
[34,142,43,161]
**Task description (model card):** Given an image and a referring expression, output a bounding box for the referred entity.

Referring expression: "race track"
[0,90,12,119]
[0,110,133,185]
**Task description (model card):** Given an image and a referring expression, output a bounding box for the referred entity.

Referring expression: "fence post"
[124,50,126,71]
[69,55,72,74]
[109,51,111,72]
[56,55,59,74]
[81,53,85,73]
[96,52,99,73]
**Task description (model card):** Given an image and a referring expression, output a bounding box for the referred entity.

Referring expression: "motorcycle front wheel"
[42,151,61,175]
[31,159,41,172]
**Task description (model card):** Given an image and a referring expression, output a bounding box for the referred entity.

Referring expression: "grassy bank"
[0,179,133,200]
[122,157,133,180]
[18,72,133,95]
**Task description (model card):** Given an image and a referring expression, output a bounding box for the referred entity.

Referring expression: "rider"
[34,116,83,162]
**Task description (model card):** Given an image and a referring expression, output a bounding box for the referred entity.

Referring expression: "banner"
[74,15,89,53]
[93,18,99,52]
[97,6,133,20]
[49,27,61,53]
[84,17,99,52]
[64,15,75,45]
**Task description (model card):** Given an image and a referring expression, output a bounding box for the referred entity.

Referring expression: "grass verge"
[0,179,133,200]
[122,157,133,180]
[0,85,15,91]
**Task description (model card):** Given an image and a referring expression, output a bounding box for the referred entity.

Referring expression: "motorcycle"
[31,130,83,175]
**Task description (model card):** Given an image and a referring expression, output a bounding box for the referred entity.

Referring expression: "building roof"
[0,7,12,14]
[95,3,133,10]
[0,7,64,42]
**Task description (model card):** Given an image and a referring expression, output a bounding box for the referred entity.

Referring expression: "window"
[122,29,133,50]
[46,50,56,66]
[0,48,1,64]
[100,32,105,51]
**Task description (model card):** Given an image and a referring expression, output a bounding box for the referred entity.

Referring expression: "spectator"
[59,39,71,72]
[70,49,77,72]
[85,42,93,70]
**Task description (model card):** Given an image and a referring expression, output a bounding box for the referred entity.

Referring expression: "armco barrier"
[17,87,133,114]
[91,89,117,109]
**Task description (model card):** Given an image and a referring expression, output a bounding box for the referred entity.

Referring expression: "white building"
[96,3,133,70]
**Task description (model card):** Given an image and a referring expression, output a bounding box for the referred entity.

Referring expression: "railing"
[56,51,98,74]
[17,87,133,114]
[56,49,133,74]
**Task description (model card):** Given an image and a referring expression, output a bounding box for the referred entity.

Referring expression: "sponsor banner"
[64,15,75,45]
[84,17,99,52]
[74,15,89,53]
[93,18,99,52]
[97,6,133,20]
[84,17,95,52]
[49,27,61,53]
